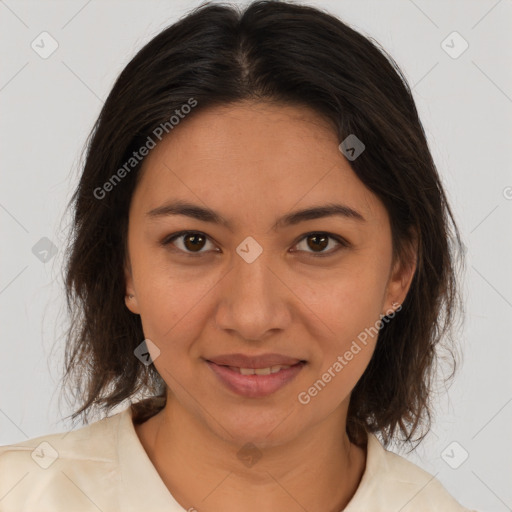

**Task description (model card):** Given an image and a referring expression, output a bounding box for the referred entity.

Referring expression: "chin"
[213,411,301,449]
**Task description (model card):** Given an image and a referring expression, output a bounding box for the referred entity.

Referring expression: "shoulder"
[346,433,477,512]
[0,409,123,466]
[0,409,126,511]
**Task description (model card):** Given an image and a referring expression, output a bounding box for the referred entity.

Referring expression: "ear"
[124,254,141,315]
[382,235,417,315]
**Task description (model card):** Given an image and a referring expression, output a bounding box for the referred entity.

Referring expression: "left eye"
[292,232,347,256]
[161,231,347,257]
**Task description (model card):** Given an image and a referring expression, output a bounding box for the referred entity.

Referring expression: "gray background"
[1,1,511,511]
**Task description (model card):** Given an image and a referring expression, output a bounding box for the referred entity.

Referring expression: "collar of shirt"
[0,404,473,512]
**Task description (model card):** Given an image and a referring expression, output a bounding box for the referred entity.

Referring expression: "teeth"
[231,365,292,375]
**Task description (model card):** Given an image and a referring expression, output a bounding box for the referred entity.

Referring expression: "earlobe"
[383,239,417,314]
[125,293,140,314]
[124,257,140,315]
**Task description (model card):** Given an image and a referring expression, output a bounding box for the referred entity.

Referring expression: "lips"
[205,353,306,369]
[206,359,306,398]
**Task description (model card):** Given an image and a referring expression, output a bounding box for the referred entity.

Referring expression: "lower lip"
[206,360,306,398]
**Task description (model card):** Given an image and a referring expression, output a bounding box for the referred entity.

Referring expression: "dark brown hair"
[60,0,464,448]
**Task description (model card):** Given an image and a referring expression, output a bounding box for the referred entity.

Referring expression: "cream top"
[0,405,476,511]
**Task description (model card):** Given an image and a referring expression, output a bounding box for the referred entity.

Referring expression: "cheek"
[304,259,389,339]
[297,253,390,386]
[137,280,203,347]
[295,281,385,410]
[132,254,221,364]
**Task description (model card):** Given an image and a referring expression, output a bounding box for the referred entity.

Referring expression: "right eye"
[160,231,219,256]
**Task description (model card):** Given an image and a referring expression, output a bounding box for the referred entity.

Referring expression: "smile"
[206,360,306,398]
[227,364,292,375]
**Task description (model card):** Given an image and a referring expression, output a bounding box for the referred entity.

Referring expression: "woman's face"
[124,100,414,446]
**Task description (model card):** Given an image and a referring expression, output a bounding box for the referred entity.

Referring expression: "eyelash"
[160,231,349,258]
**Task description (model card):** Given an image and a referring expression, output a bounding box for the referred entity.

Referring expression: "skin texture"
[124,101,416,512]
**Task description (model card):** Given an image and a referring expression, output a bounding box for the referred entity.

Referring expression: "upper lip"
[206,353,305,369]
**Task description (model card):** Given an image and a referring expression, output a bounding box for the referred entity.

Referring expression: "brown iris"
[306,234,329,252]
[183,233,207,252]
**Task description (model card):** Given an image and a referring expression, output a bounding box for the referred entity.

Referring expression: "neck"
[134,395,367,512]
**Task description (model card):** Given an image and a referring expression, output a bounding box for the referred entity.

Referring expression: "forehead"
[131,101,384,226]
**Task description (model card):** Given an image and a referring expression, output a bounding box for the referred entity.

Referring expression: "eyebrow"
[146,199,365,231]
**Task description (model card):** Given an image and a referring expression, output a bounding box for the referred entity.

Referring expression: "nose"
[214,249,292,341]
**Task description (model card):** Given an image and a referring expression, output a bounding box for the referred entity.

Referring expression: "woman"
[0,1,476,511]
